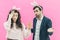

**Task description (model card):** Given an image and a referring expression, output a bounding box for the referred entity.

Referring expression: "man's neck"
[37,14,43,20]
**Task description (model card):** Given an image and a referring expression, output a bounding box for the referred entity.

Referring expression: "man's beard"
[36,14,41,18]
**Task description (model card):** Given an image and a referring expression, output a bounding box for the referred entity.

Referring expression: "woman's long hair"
[7,9,22,29]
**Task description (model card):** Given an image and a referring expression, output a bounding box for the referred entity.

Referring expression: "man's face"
[34,8,42,17]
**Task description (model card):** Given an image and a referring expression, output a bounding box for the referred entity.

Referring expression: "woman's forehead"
[14,13,18,15]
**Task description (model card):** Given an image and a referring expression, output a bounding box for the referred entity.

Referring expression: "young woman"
[4,9,31,40]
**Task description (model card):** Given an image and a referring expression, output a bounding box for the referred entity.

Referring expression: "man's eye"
[34,10,38,12]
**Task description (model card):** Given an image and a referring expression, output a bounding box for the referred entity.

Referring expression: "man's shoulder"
[33,17,36,20]
[44,16,52,22]
[33,16,52,22]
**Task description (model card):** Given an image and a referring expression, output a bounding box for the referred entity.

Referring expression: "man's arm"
[47,19,53,36]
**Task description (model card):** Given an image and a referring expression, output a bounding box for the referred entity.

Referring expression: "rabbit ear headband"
[30,0,43,10]
[12,6,20,10]
[31,0,39,7]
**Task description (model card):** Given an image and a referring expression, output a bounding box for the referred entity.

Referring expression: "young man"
[28,6,53,40]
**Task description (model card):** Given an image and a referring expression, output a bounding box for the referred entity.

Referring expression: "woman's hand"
[27,22,32,30]
[9,11,14,19]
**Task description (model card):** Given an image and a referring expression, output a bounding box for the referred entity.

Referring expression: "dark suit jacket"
[31,16,53,40]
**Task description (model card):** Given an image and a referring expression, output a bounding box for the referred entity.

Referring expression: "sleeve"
[4,18,11,31]
[31,18,35,33]
[31,28,34,33]
[22,23,31,38]
[47,19,53,35]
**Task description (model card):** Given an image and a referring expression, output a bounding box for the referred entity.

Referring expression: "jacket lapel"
[40,16,45,32]
[34,16,45,33]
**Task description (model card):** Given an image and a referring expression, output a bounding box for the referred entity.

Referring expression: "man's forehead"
[34,8,39,10]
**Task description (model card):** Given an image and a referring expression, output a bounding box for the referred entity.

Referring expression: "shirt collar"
[36,15,44,21]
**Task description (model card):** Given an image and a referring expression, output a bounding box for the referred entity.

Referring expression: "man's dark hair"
[33,6,43,11]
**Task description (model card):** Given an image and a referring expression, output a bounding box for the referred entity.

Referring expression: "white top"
[4,20,31,40]
[34,15,43,40]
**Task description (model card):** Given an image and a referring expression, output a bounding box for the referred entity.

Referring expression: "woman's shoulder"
[21,23,26,28]
[22,23,25,26]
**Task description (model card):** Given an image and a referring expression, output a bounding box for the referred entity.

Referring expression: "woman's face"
[11,12,18,23]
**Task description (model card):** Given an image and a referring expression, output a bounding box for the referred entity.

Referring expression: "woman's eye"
[36,10,38,12]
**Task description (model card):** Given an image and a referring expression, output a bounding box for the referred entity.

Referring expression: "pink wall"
[0,0,60,40]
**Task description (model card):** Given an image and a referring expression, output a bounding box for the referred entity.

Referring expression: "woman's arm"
[4,13,14,31]
[22,23,31,38]
[4,18,11,31]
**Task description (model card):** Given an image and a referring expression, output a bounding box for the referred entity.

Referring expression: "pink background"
[0,0,60,40]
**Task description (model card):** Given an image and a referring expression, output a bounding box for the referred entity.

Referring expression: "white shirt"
[34,16,43,40]
[4,21,31,40]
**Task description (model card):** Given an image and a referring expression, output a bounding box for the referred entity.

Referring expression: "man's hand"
[47,28,54,32]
